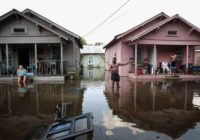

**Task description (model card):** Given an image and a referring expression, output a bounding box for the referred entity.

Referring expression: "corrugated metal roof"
[81,45,105,54]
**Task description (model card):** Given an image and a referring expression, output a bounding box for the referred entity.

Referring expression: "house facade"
[0,9,82,76]
[105,12,200,77]
[81,44,105,68]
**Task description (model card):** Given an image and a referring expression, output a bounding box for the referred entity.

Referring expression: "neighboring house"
[81,44,105,68]
[104,12,200,76]
[0,9,82,76]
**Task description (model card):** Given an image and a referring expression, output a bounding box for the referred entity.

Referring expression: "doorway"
[18,48,29,68]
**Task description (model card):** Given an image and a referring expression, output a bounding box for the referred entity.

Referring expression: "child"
[17,65,27,83]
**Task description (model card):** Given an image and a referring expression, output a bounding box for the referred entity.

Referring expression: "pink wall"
[137,20,200,45]
[105,40,122,70]
[120,44,133,76]
[124,17,167,41]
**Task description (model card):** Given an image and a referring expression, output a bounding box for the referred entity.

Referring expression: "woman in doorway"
[17,65,27,83]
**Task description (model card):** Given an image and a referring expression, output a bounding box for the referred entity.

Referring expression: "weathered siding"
[63,38,80,72]
[25,14,75,41]
[0,15,60,44]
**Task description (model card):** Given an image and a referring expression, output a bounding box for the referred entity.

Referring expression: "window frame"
[88,55,94,65]
[166,30,178,37]
[11,26,28,35]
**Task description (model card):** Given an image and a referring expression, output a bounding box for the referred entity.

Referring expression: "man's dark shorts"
[111,73,120,81]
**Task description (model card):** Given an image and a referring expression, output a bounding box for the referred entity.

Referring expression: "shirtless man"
[109,57,130,88]
[170,52,177,75]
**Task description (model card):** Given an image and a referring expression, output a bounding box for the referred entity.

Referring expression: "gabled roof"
[104,12,169,48]
[81,45,105,54]
[22,8,80,39]
[0,9,70,41]
[0,9,83,47]
[116,12,169,39]
[126,14,200,43]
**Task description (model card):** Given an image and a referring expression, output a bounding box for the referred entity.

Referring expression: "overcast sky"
[0,0,200,44]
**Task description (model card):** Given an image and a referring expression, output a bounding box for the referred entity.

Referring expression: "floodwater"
[0,68,200,140]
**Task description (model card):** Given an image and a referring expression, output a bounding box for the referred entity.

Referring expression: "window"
[11,26,27,34]
[167,30,178,36]
[88,56,93,64]
[175,48,183,64]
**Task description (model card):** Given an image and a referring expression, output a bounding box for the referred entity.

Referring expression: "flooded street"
[1,68,200,140]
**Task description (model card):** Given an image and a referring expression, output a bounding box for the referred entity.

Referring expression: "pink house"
[104,12,200,77]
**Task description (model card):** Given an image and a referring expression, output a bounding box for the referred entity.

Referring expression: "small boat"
[43,103,94,140]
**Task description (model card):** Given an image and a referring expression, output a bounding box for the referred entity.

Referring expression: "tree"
[80,37,87,45]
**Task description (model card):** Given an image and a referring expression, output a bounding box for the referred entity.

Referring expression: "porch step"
[164,75,181,80]
[33,76,65,82]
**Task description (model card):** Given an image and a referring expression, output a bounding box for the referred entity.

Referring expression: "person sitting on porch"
[109,57,131,89]
[170,52,177,75]
[161,61,171,74]
[17,65,27,83]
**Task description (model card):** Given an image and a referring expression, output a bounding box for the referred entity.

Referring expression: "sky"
[0,0,200,44]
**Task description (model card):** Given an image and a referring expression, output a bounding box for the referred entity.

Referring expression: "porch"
[0,75,65,83]
[0,43,75,78]
[128,44,198,75]
[128,73,200,81]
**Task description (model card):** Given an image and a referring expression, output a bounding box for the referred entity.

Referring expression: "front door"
[18,48,29,69]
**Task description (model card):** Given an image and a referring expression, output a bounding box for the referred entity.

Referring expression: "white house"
[81,44,105,68]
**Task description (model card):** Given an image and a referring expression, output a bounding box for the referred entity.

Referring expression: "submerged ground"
[0,68,200,140]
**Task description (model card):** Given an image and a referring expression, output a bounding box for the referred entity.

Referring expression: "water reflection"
[0,69,200,140]
[104,72,200,139]
[82,68,105,80]
[0,81,85,140]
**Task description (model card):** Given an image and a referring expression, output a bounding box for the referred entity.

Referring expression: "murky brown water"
[1,68,200,140]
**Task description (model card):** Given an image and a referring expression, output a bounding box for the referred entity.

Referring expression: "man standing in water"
[170,51,177,75]
[109,57,130,89]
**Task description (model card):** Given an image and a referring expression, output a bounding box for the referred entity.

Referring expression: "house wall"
[0,15,60,44]
[105,41,122,71]
[74,38,81,69]
[81,54,105,68]
[123,16,167,41]
[26,13,76,41]
[63,38,81,72]
[137,20,200,45]
[120,44,133,76]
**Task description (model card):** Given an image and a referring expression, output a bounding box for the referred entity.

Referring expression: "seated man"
[161,61,171,74]
[17,65,27,83]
